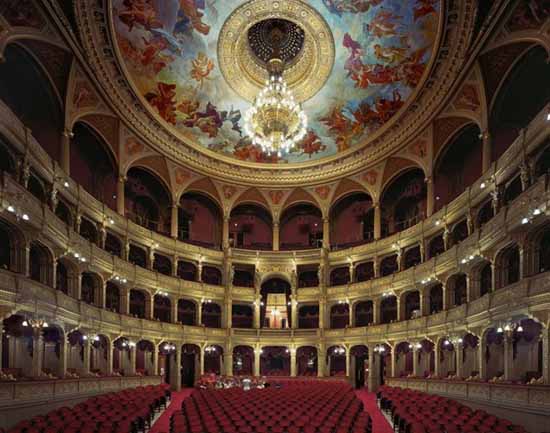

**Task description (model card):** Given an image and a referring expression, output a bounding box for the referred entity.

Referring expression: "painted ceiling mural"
[113,0,440,164]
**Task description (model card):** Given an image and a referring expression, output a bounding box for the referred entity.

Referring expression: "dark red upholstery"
[171,381,371,433]
[8,384,170,433]
[377,386,528,433]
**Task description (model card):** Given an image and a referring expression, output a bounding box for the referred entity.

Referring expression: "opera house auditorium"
[0,0,549,432]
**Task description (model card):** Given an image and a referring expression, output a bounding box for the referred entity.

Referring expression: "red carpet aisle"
[356,389,394,433]
[150,388,194,433]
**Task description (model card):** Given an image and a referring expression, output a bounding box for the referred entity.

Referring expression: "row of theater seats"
[6,384,171,433]
[377,386,527,433]
[171,381,372,433]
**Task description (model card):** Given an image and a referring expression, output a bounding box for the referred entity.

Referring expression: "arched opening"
[462,333,480,380]
[229,204,272,250]
[417,340,435,378]
[67,330,87,375]
[395,342,413,377]
[298,304,319,329]
[0,44,63,161]
[449,274,468,307]
[91,335,110,375]
[498,244,520,287]
[232,304,253,328]
[485,328,504,380]
[297,265,319,288]
[56,261,69,294]
[129,289,147,318]
[280,203,323,250]
[327,346,346,377]
[233,346,254,376]
[204,345,223,375]
[105,281,120,313]
[177,299,196,325]
[356,262,374,282]
[477,200,494,228]
[55,200,73,226]
[330,303,349,329]
[125,167,171,235]
[381,168,426,236]
[81,272,99,305]
[105,232,122,257]
[350,346,368,388]
[28,172,47,203]
[330,192,374,249]
[179,192,222,249]
[260,346,290,376]
[181,344,200,387]
[158,342,175,385]
[260,278,291,328]
[177,260,197,281]
[153,253,172,276]
[439,338,456,378]
[355,301,373,327]
[232,265,255,288]
[479,263,492,296]
[380,255,398,277]
[451,220,469,246]
[380,296,397,324]
[429,283,443,314]
[29,241,52,286]
[70,122,117,209]
[112,337,132,375]
[504,175,522,205]
[536,228,550,273]
[201,265,222,285]
[490,46,550,161]
[403,246,421,270]
[201,301,221,328]
[329,266,350,286]
[297,346,317,377]
[428,234,445,259]
[153,294,171,323]
[434,124,482,210]
[512,319,543,383]
[128,244,147,268]
[136,340,155,376]
[79,217,98,244]
[2,315,33,377]
[403,291,420,320]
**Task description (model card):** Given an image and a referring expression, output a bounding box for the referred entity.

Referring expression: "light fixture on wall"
[22,317,49,329]
[333,346,345,355]
[205,345,217,353]
[373,344,386,353]
[2,194,30,222]
[163,343,176,352]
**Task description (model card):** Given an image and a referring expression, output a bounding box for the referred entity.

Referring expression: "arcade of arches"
[0,1,550,433]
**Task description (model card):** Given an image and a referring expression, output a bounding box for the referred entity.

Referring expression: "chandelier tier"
[244,23,308,156]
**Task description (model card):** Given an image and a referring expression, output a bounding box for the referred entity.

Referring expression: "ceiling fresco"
[112,0,441,164]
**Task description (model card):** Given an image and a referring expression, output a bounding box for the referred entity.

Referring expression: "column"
[317,344,325,377]
[390,347,397,378]
[254,296,261,329]
[254,348,261,376]
[322,217,330,249]
[82,338,91,375]
[225,350,234,376]
[290,296,298,329]
[99,281,107,309]
[345,348,351,377]
[170,348,182,391]
[481,131,491,174]
[172,298,179,324]
[197,262,203,282]
[419,291,429,317]
[60,129,73,174]
[57,334,68,378]
[374,203,381,240]
[318,298,326,329]
[349,263,355,284]
[75,274,82,301]
[31,329,44,378]
[290,348,297,377]
[147,248,155,271]
[442,284,449,311]
[117,175,126,216]
[106,340,113,375]
[396,296,403,322]
[455,342,464,379]
[273,222,280,251]
[541,328,549,384]
[120,288,130,315]
[128,345,137,375]
[478,337,487,381]
[434,342,441,377]
[372,299,380,325]
[367,351,377,392]
[224,299,232,329]
[197,302,203,326]
[151,348,159,376]
[171,204,179,239]
[200,347,205,375]
[503,334,514,381]
[412,345,420,377]
[426,177,434,217]
[222,216,230,250]
[349,302,354,327]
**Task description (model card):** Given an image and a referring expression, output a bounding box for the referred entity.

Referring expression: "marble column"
[434,343,441,377]
[222,216,230,250]
[31,329,44,378]
[412,345,420,377]
[478,337,487,381]
[322,218,330,249]
[171,204,179,239]
[367,351,377,392]
[290,296,298,329]
[254,349,261,376]
[290,349,297,377]
[503,334,514,381]
[254,296,261,329]
[197,302,203,326]
[455,342,464,379]
[225,352,233,377]
[318,299,326,329]
[172,298,179,324]
[426,177,435,217]
[224,299,232,329]
[345,348,351,377]
[82,338,91,375]
[273,222,280,251]
[541,327,549,384]
[60,129,72,174]
[170,348,182,391]
[481,131,491,174]
[374,203,381,240]
[128,345,137,375]
[106,341,113,376]
[117,175,126,216]
[317,344,325,377]
[372,299,380,325]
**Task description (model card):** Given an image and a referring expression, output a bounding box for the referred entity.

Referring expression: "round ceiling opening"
[248,18,305,66]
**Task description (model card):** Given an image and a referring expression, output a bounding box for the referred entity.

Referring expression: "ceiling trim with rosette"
[74,0,478,187]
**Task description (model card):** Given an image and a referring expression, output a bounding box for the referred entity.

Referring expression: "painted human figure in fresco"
[323,0,383,15]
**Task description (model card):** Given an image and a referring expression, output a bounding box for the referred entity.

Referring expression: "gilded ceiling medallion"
[218,0,335,103]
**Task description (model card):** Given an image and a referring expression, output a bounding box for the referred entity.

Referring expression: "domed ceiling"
[112,0,441,165]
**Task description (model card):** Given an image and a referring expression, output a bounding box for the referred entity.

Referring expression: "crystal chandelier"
[243,57,307,156]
